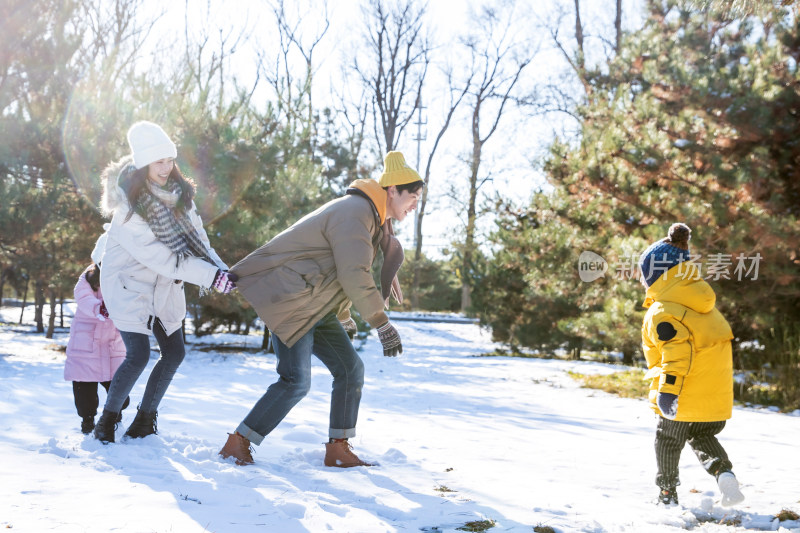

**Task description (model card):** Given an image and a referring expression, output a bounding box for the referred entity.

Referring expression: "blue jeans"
[237,312,365,445]
[104,323,186,414]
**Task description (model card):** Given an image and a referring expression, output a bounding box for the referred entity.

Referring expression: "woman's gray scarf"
[138,179,224,274]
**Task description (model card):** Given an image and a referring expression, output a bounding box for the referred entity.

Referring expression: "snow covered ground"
[1,304,799,533]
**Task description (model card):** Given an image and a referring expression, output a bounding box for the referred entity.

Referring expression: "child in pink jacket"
[64,263,130,433]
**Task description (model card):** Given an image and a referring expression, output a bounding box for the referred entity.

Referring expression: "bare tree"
[517,0,625,140]
[551,0,591,97]
[410,68,471,309]
[257,0,330,155]
[81,0,160,84]
[353,0,430,155]
[60,0,163,205]
[553,0,626,101]
[177,0,254,117]
[330,82,372,187]
[456,3,533,312]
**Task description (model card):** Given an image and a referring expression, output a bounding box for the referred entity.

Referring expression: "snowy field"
[1,303,799,533]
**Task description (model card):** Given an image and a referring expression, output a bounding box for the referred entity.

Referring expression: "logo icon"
[578,251,608,282]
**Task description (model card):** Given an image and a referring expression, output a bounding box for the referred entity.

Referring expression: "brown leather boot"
[219,432,255,465]
[324,438,375,467]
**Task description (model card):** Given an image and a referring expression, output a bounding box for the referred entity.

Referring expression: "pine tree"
[479,0,799,406]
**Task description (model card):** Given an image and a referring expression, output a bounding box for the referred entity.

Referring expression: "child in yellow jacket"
[639,223,744,507]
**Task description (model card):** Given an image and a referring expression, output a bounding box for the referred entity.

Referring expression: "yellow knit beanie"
[378,151,422,187]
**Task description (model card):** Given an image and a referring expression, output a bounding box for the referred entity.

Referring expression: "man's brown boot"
[219,432,255,465]
[324,438,375,467]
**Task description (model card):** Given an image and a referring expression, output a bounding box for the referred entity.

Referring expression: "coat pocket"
[66,321,98,356]
[115,274,153,322]
[120,274,154,295]
[268,265,314,305]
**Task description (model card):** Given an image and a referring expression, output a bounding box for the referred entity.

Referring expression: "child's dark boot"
[658,487,679,505]
[80,416,95,434]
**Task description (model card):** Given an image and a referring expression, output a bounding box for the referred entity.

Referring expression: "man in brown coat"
[219,151,423,467]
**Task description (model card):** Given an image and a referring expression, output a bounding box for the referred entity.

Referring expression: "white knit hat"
[126,121,177,169]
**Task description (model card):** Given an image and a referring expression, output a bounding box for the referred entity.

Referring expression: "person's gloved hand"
[99,301,109,319]
[376,321,402,357]
[340,317,357,340]
[657,392,679,420]
[212,270,238,294]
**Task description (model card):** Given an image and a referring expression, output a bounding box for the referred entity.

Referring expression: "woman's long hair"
[85,263,101,292]
[122,163,197,222]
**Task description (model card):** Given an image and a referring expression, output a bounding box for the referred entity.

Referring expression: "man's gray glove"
[340,317,357,340]
[376,321,402,357]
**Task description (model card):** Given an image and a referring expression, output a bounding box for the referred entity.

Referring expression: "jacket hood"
[347,179,387,225]
[642,262,716,314]
[100,155,136,217]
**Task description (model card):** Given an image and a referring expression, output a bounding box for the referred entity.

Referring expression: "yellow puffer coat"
[641,262,734,422]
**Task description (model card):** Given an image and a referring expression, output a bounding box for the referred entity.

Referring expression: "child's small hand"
[657,392,679,419]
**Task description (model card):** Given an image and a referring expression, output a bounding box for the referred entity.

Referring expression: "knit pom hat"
[378,151,422,187]
[127,121,177,169]
[639,223,692,288]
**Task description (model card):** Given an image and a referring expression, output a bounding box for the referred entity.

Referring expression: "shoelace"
[341,440,360,459]
[237,437,254,458]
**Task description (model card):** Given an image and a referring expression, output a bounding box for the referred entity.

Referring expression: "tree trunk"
[574,0,585,71]
[571,340,582,361]
[190,307,199,338]
[34,280,45,333]
[45,285,57,339]
[411,263,421,309]
[461,106,482,313]
[460,200,477,312]
[622,347,634,366]
[18,281,28,325]
[615,0,622,54]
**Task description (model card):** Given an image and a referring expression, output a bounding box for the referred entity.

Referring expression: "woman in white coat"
[93,121,237,443]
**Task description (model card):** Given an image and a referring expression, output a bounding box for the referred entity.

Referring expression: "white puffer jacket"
[96,156,227,336]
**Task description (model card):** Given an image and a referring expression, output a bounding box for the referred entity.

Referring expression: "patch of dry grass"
[568,369,649,399]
